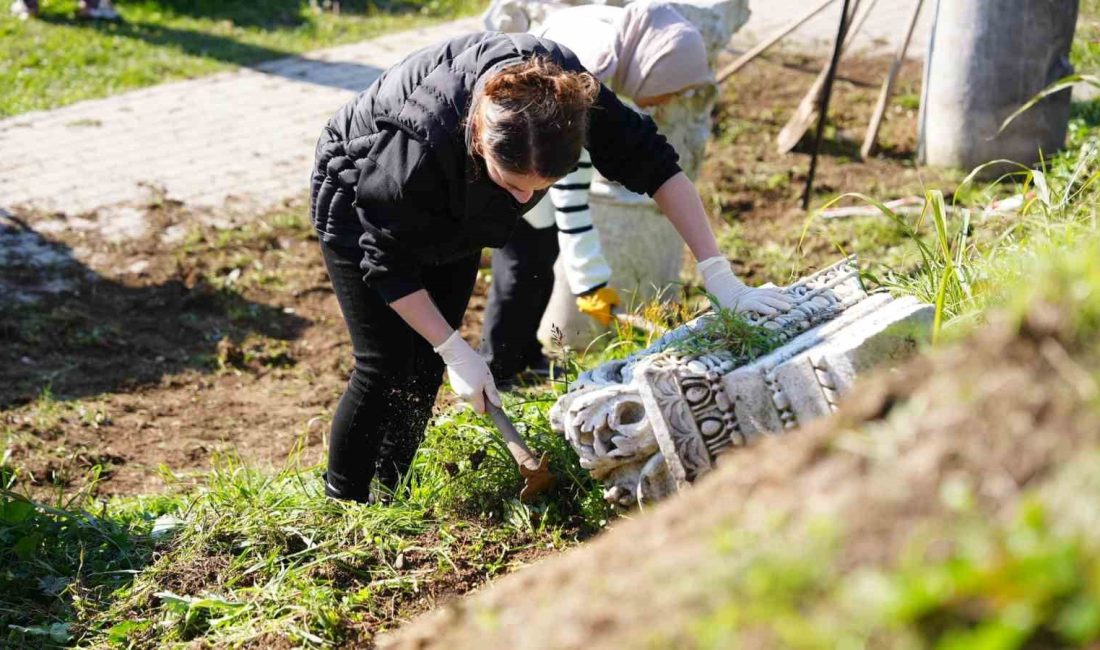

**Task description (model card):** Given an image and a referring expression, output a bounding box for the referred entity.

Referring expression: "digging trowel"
[485,397,556,502]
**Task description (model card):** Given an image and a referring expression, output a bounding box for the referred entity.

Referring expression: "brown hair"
[469,57,600,179]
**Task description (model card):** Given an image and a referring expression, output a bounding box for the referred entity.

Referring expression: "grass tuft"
[669,302,783,361]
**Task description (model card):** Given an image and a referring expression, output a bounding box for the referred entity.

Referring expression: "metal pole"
[777,0,875,155]
[801,0,853,210]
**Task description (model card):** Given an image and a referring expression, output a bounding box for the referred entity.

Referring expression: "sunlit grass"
[0,0,482,117]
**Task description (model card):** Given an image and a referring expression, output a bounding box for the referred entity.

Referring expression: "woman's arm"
[653,172,793,316]
[585,85,682,198]
[652,171,721,262]
[389,289,501,413]
[551,150,613,295]
[389,289,454,347]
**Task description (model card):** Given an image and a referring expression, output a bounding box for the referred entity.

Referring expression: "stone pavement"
[733,0,932,58]
[0,3,930,224]
[0,17,481,219]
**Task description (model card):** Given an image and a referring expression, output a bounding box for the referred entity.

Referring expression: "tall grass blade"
[999,74,1100,133]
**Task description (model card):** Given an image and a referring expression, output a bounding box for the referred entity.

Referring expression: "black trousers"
[320,239,479,502]
[480,219,560,379]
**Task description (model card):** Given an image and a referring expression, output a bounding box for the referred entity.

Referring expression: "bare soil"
[0,198,490,499]
[338,529,558,646]
[700,50,954,283]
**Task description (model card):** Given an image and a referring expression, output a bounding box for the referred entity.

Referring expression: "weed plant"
[668,297,783,361]
[406,395,611,527]
[810,95,1100,343]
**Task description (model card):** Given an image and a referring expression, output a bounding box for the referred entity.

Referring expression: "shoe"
[78,0,120,20]
[10,0,37,19]
[523,354,555,379]
[322,471,384,505]
[503,354,564,387]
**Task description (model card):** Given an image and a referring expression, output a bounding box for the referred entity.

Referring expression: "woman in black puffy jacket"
[309,32,790,503]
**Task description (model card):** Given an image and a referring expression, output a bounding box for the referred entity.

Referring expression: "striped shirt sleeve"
[551,149,613,295]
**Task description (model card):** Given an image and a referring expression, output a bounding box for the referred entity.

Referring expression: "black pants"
[481,219,559,379]
[320,240,479,502]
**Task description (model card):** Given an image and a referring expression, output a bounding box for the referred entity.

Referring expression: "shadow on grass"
[0,478,165,647]
[37,9,389,92]
[115,0,429,28]
[0,213,309,408]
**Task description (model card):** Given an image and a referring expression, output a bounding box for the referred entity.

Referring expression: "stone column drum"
[919,0,1078,171]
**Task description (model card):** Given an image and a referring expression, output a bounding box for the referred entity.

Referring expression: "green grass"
[1,390,607,647]
[0,0,482,118]
[669,303,782,360]
[1074,0,1100,75]
[798,81,1100,343]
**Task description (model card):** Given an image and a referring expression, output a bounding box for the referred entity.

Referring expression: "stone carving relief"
[551,384,657,478]
[550,257,936,507]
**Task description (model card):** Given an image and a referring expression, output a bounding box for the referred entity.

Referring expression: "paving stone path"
[0,3,929,224]
[735,0,932,58]
[0,18,481,220]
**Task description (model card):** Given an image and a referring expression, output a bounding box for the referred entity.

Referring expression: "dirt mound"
[380,302,1100,648]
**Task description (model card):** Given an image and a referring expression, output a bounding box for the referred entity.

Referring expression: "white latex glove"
[697,256,793,316]
[433,331,502,414]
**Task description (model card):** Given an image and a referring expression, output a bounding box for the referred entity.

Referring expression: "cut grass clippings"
[0,0,482,118]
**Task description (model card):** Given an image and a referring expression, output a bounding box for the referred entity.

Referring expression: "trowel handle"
[612,310,663,335]
[486,400,539,470]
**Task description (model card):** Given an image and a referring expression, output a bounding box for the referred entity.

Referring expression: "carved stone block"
[550,257,934,507]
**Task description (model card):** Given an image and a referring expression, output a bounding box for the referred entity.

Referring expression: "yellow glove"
[576,287,620,327]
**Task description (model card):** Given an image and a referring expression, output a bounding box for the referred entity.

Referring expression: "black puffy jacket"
[310,32,681,302]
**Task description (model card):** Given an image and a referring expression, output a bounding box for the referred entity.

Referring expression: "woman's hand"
[697,256,792,316]
[433,331,502,414]
[389,289,501,413]
[576,286,621,326]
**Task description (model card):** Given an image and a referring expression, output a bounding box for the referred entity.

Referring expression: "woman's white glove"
[697,256,793,316]
[433,331,502,414]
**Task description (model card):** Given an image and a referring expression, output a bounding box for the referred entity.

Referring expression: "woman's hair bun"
[471,56,600,179]
[483,57,599,112]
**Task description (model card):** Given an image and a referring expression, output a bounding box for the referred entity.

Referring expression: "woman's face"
[483,151,557,205]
